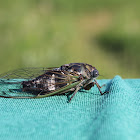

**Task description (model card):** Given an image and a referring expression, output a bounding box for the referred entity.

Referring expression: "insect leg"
[67,83,83,103]
[94,79,108,95]
[98,84,106,88]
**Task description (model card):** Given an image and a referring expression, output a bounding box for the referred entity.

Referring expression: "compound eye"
[92,69,99,78]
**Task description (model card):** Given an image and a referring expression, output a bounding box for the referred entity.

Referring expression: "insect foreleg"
[67,82,84,103]
[94,79,108,95]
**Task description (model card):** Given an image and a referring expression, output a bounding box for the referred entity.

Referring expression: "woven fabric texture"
[0,75,140,140]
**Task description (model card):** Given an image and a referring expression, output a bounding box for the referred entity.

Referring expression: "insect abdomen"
[21,71,68,94]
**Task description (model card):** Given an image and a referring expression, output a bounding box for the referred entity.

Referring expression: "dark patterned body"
[0,63,108,101]
[21,63,96,94]
[22,71,70,94]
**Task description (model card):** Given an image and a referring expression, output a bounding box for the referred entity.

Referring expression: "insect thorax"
[58,63,94,79]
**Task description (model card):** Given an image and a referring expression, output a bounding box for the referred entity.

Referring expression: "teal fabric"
[0,75,140,140]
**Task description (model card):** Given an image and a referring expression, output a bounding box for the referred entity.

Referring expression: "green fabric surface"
[0,75,140,140]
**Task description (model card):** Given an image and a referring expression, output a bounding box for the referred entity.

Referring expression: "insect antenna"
[99,74,104,77]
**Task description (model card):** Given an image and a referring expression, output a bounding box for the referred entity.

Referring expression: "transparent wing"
[0,81,81,99]
[0,68,81,99]
[0,67,58,80]
[0,67,58,97]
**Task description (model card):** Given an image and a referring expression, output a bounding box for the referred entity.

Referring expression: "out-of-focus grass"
[0,0,140,78]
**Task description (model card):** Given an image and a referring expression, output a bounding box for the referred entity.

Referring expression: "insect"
[0,63,108,102]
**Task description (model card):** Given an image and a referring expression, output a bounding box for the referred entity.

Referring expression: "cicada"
[0,63,108,102]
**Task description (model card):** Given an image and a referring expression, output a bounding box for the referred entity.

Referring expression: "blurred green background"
[0,0,140,79]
